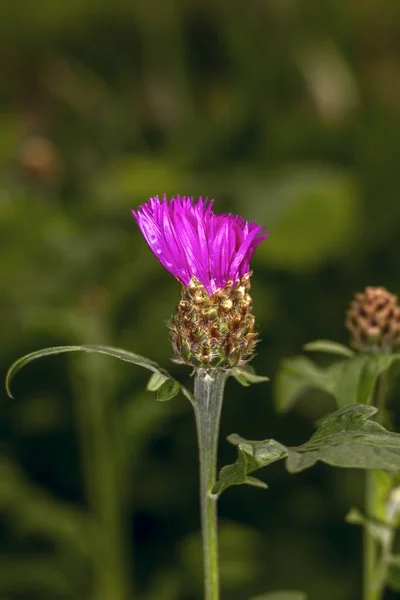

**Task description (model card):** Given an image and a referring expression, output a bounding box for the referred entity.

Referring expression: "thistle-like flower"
[132,195,268,368]
[346,286,400,352]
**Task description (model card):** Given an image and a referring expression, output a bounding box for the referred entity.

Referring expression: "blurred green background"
[2,0,400,598]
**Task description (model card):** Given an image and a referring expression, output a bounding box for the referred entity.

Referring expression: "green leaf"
[146,372,168,392]
[6,344,193,403]
[325,355,374,408]
[329,353,400,408]
[213,435,287,494]
[156,379,180,402]
[215,405,400,493]
[274,355,335,413]
[229,366,269,387]
[286,405,400,473]
[275,352,400,412]
[249,592,306,600]
[303,339,354,358]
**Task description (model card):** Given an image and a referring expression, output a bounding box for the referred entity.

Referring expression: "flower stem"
[364,471,378,600]
[193,369,227,600]
[364,371,389,600]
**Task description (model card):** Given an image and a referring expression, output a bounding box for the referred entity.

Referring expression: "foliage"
[215,406,400,494]
[275,344,400,412]
[3,1,400,599]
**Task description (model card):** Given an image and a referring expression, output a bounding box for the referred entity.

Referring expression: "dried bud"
[346,286,400,352]
[170,275,257,369]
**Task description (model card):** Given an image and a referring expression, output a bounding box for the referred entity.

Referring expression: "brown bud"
[346,286,400,352]
[170,276,259,369]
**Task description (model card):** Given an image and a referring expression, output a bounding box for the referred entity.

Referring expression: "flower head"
[346,286,400,352]
[132,195,268,368]
[132,195,268,295]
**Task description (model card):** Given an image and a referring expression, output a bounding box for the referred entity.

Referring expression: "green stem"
[364,371,390,600]
[375,527,395,598]
[364,471,378,600]
[193,369,227,600]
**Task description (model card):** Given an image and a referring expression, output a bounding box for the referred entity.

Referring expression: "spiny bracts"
[170,274,257,369]
[346,286,400,352]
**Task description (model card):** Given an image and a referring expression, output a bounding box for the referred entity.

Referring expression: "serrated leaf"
[275,352,400,412]
[303,339,354,358]
[249,592,306,600]
[156,379,180,402]
[216,405,400,493]
[6,344,193,403]
[229,366,269,387]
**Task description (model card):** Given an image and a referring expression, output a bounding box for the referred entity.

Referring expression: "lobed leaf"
[215,405,400,493]
[212,435,286,494]
[6,344,193,403]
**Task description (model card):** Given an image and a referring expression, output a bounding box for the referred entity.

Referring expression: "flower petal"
[132,196,268,294]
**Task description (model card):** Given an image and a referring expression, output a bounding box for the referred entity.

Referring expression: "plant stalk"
[364,470,378,600]
[364,371,389,600]
[193,369,227,600]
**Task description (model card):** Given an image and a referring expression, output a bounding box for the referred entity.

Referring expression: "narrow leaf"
[6,344,193,403]
[230,366,269,387]
[303,339,354,358]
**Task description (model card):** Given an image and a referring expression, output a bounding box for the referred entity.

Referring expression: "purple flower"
[132,195,268,295]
